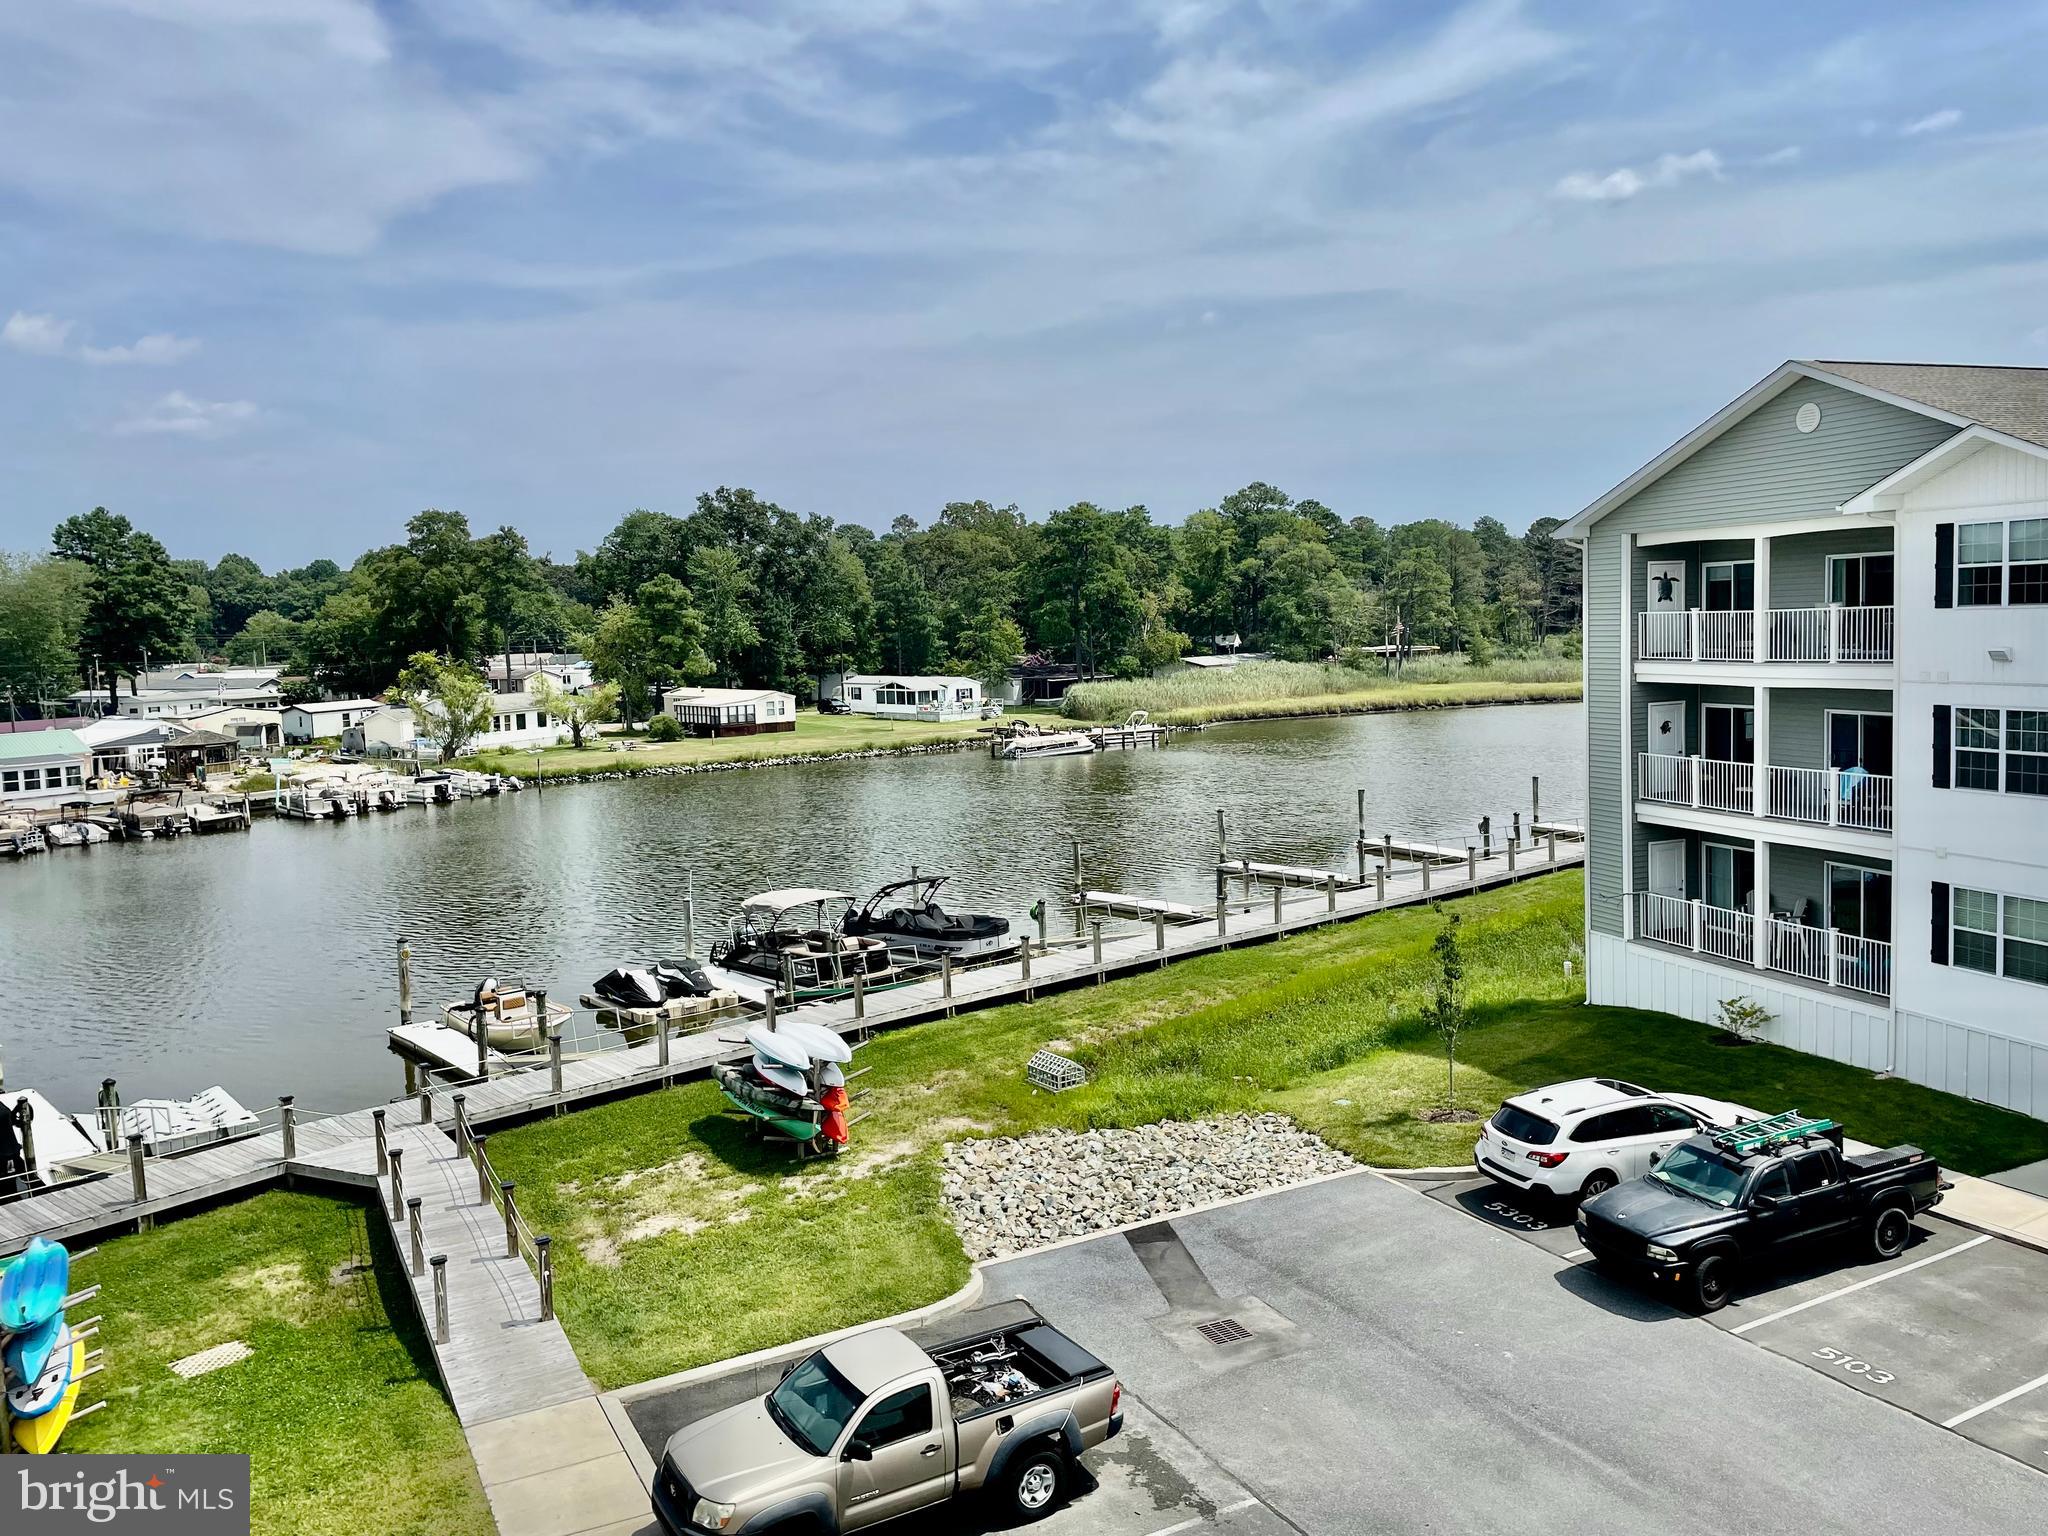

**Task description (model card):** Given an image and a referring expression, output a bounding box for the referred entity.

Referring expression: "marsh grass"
[1059,658,1580,725]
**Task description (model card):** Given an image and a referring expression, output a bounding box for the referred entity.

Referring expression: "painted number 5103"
[1813,1346,1895,1385]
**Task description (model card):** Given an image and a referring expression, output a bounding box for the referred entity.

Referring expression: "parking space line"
[1142,1496,1262,1536]
[1730,1235,1991,1336]
[1564,1247,1589,1260]
[1942,1369,2048,1430]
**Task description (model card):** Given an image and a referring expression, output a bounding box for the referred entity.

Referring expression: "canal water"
[0,703,1582,1114]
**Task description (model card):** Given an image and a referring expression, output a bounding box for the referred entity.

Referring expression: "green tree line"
[0,487,1580,720]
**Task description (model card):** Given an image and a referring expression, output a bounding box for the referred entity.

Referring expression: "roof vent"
[1795,402,1822,434]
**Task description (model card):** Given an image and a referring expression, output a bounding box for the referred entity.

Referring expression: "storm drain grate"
[1195,1317,1253,1346]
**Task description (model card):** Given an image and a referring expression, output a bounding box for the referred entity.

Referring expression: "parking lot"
[621,1171,2048,1535]
[1424,1168,2048,1468]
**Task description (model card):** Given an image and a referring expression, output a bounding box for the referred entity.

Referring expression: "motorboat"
[1,826,49,857]
[992,721,1097,760]
[275,778,355,820]
[707,888,914,1000]
[842,876,1015,959]
[442,978,573,1051]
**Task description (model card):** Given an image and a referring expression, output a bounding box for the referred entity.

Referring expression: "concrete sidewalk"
[469,1399,654,1536]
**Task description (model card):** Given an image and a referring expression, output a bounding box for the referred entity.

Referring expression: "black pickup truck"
[1576,1114,1947,1312]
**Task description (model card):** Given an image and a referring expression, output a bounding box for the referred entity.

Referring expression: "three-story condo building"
[1560,361,2048,1118]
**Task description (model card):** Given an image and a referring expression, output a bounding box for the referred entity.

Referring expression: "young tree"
[1425,906,1468,1111]
[950,600,1026,694]
[0,553,90,711]
[390,652,494,762]
[868,541,941,674]
[634,574,711,693]
[687,546,760,685]
[226,609,302,667]
[578,599,659,727]
[530,676,619,750]
[51,507,190,710]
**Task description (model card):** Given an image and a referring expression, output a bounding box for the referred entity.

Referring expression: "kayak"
[745,1026,811,1072]
[0,1237,69,1332]
[13,1335,87,1453]
[6,1322,73,1418]
[4,1311,64,1383]
[777,1020,852,1065]
[751,1056,809,1098]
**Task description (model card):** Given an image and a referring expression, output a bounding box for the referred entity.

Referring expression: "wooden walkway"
[0,839,1579,1425]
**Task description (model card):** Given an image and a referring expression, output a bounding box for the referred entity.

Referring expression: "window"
[20,768,42,790]
[1786,1152,1834,1195]
[1702,704,1754,763]
[1828,864,1891,942]
[0,771,16,793]
[1571,1112,1621,1143]
[1955,708,2001,790]
[2014,519,2048,604]
[1828,711,1892,776]
[2010,711,2048,797]
[64,766,82,787]
[1645,1104,1699,1134]
[1828,552,1895,607]
[1954,886,2048,985]
[1952,708,2048,795]
[1752,1167,1791,1203]
[1704,561,1755,612]
[856,1384,934,1447]
[515,713,528,730]
[848,686,862,701]
[1958,522,2004,605]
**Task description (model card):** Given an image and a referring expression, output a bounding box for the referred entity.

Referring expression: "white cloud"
[1554,148,1723,202]
[1901,108,1962,136]
[81,333,202,366]
[3,312,75,356]
[1759,145,1802,166]
[115,390,259,437]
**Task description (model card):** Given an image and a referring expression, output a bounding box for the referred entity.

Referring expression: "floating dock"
[1070,890,1209,922]
[1215,859,1358,891]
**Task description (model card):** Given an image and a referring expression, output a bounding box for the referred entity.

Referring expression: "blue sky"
[3,1,2045,567]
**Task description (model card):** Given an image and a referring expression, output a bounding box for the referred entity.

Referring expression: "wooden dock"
[0,833,1582,1426]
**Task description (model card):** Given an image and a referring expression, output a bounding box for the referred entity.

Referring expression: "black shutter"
[1931,881,1950,966]
[1934,523,1954,608]
[1932,704,1950,788]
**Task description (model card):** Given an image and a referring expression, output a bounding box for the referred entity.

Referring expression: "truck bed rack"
[1711,1112,1841,1155]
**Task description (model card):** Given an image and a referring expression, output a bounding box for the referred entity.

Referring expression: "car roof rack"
[1711,1112,1840,1155]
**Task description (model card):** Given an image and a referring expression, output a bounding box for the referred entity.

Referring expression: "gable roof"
[1558,359,2047,539]
[1805,362,2048,450]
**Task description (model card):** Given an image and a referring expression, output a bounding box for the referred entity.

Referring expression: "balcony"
[1637,754,1893,834]
[1636,605,1893,665]
[1634,892,1892,998]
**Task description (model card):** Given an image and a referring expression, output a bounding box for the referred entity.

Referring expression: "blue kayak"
[4,1322,73,1419]
[3,1311,63,1384]
[0,1237,71,1332]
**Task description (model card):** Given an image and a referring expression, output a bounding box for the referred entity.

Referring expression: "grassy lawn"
[64,1190,489,1536]
[1060,656,1581,725]
[465,710,1061,779]
[490,871,2048,1389]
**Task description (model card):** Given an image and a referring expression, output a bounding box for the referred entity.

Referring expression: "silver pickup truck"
[653,1314,1124,1534]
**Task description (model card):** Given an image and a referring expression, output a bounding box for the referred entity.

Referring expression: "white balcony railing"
[1636,605,1894,665]
[1634,893,1891,998]
[1766,766,1894,833]
[1638,754,1890,834]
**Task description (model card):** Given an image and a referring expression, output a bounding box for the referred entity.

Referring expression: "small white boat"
[747,1026,812,1071]
[443,979,573,1051]
[994,722,1097,760]
[778,1019,853,1065]
[0,826,48,857]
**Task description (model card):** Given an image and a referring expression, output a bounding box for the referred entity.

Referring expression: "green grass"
[64,1191,490,1536]
[465,710,1063,780]
[490,870,2048,1389]
[1059,656,1581,725]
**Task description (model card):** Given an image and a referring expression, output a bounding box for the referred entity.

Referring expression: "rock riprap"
[940,1114,1355,1259]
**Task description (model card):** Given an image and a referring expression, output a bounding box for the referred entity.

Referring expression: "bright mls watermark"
[7,1456,249,1535]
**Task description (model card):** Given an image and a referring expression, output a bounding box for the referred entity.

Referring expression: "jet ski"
[842,876,1015,959]
[592,958,715,1011]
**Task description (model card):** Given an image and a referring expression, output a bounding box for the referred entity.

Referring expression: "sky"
[3,0,2046,569]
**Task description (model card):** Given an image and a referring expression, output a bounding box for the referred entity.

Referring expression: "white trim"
[1841,424,2048,513]
[1637,512,1895,547]
[1560,361,1976,539]
[1619,534,1637,940]
[1634,662,1893,691]
[1635,800,1891,856]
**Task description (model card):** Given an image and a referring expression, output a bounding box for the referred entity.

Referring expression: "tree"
[1175,509,1238,643]
[578,599,659,727]
[577,509,691,602]
[687,546,760,686]
[1025,503,1146,676]
[390,652,493,762]
[204,553,274,635]
[52,507,189,710]
[634,574,711,693]
[1381,547,1454,660]
[531,676,618,750]
[1425,906,1468,1111]
[226,609,302,667]
[0,554,89,712]
[950,600,1025,693]
[804,535,877,690]
[868,541,941,674]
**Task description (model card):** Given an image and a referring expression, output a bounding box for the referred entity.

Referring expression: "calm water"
[0,704,1582,1113]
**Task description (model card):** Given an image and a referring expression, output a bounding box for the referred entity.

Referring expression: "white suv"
[1474,1078,1754,1202]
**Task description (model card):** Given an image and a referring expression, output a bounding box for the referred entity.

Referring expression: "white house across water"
[826,674,984,720]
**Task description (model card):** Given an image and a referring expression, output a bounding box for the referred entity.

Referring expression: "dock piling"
[657,1014,671,1073]
[1356,789,1366,883]
[406,1197,424,1275]
[387,1146,405,1220]
[1019,942,1032,1000]
[1532,775,1541,826]
[851,970,865,1020]
[1326,873,1338,915]
[1512,810,1522,844]
[1467,846,1478,885]
[1375,867,1386,903]
[126,1132,147,1207]
[473,1135,491,1204]
[1154,911,1167,953]
[1091,921,1104,981]
[431,1254,449,1343]
[452,1094,468,1157]
[1507,838,1518,873]
[418,1086,433,1124]
[764,991,779,1033]
[1421,859,1432,893]
[278,1095,296,1160]
[397,937,413,1028]
[548,1028,563,1099]
[536,1235,555,1321]
[475,1011,488,1082]
[97,1078,119,1152]
[941,953,954,1003]
[372,1107,388,1175]
[1547,831,1557,863]
[501,1182,518,1257]
[403,1057,417,1097]
[682,897,695,960]
[1271,884,1283,926]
